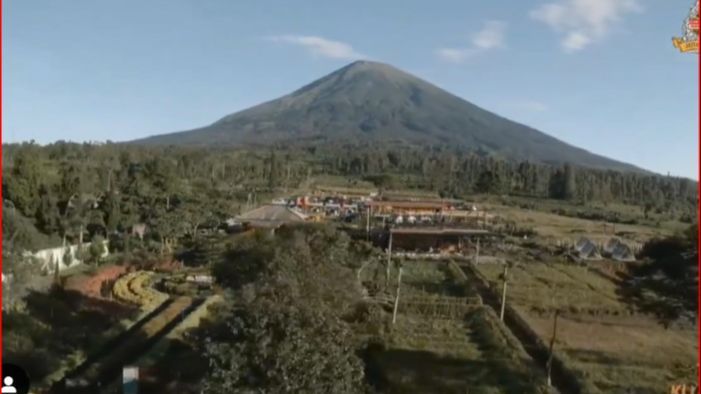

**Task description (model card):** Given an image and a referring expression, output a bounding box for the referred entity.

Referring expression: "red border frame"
[1,0,5,373]
[0,0,697,389]
[697,27,700,390]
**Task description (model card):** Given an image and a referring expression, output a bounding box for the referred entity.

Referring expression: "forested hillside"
[2,141,696,254]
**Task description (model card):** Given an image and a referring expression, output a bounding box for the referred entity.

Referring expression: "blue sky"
[3,0,698,178]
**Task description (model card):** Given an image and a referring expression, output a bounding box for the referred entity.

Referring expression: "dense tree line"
[314,144,695,209]
[2,141,696,253]
[2,142,311,253]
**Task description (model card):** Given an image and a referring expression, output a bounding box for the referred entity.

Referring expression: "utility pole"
[386,231,393,288]
[285,164,291,192]
[53,257,60,287]
[106,168,112,192]
[392,261,403,325]
[366,204,372,240]
[546,310,560,387]
[499,263,508,321]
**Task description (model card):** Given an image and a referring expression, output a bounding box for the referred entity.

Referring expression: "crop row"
[113,271,169,308]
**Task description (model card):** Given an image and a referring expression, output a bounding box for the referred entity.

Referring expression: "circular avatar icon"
[1,364,30,394]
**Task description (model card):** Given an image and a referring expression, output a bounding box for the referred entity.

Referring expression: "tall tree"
[564,163,577,200]
[35,184,61,235]
[6,144,42,216]
[268,148,278,189]
[103,191,122,234]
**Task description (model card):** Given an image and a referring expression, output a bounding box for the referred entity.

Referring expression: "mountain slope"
[134,60,641,172]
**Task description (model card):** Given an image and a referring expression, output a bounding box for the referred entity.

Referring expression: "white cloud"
[472,21,507,49]
[530,0,642,52]
[435,48,476,63]
[562,31,592,52]
[268,35,364,60]
[531,3,568,30]
[436,20,507,64]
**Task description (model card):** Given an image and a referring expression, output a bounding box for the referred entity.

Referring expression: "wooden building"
[366,201,451,216]
[366,200,492,227]
[389,227,491,254]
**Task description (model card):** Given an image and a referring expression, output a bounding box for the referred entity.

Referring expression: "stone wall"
[26,241,110,274]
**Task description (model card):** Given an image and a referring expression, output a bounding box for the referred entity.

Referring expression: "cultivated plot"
[475,262,697,393]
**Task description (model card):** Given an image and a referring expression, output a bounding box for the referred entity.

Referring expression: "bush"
[202,296,365,394]
[89,235,106,264]
[640,236,687,261]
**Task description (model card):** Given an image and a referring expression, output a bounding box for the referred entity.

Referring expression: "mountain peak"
[132,62,641,173]
[346,59,381,67]
[344,59,395,70]
[314,59,411,83]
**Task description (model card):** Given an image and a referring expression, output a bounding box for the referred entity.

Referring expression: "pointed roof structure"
[574,237,602,260]
[237,204,308,228]
[604,238,636,262]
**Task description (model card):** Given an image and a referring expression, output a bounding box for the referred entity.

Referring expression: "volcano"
[134,60,640,172]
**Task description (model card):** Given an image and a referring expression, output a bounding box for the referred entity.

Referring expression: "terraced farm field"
[366,260,548,394]
[474,262,697,393]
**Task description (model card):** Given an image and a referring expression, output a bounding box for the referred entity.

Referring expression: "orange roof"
[390,228,490,236]
[367,201,449,209]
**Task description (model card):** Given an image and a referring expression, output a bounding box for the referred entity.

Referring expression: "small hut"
[604,238,636,262]
[574,237,602,260]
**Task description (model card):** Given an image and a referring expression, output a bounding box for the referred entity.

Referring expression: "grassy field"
[308,175,447,200]
[311,174,378,192]
[382,188,442,199]
[525,314,696,393]
[474,194,690,228]
[475,261,697,393]
[477,263,630,315]
[476,197,683,244]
